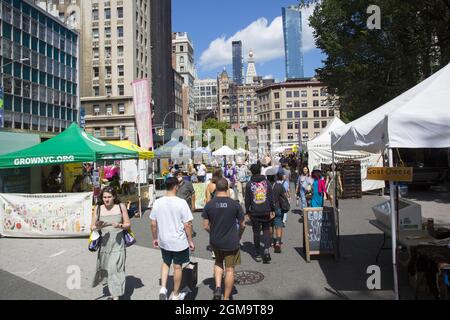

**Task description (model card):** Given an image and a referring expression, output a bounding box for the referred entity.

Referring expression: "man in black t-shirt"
[202,178,245,300]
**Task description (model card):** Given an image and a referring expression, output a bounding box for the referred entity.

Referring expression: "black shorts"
[161,248,190,266]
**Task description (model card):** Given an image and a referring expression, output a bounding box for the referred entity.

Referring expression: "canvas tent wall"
[307,117,384,192]
[330,63,450,300]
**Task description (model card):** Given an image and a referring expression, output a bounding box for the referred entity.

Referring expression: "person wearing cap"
[224,162,237,199]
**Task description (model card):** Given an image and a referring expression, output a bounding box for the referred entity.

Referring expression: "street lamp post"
[0,58,30,70]
[162,110,178,146]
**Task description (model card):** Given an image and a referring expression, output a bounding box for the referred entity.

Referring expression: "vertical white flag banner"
[132,79,153,150]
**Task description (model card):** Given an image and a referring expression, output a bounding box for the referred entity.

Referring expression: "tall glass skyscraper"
[232,41,243,85]
[282,5,304,79]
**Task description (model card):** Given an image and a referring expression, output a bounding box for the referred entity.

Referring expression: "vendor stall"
[0,123,138,238]
[331,62,450,299]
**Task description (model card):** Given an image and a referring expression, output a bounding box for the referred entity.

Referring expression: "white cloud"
[199,5,318,72]
[263,75,274,79]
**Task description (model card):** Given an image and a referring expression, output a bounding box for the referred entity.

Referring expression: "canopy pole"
[137,158,141,218]
[388,148,399,300]
[152,159,156,207]
[332,149,340,259]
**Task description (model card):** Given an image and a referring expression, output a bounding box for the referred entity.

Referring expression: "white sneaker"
[172,291,187,300]
[211,251,216,259]
[159,287,167,300]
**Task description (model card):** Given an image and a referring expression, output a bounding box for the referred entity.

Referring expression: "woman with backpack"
[270,172,290,253]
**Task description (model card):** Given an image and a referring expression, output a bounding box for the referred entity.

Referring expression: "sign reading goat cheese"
[367,167,413,182]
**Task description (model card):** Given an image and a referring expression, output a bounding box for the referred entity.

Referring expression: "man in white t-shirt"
[150,177,195,301]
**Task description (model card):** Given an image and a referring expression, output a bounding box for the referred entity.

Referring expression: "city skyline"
[172,0,325,82]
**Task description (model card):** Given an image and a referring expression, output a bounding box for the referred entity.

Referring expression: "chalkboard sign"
[303,207,338,262]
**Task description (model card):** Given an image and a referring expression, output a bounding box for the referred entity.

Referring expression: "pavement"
[1,182,449,300]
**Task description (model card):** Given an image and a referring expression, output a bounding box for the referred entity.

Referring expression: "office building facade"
[193,78,217,122]
[282,5,304,80]
[232,40,243,85]
[256,78,339,148]
[0,0,79,133]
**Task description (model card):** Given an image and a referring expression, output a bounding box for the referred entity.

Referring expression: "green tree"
[307,0,450,121]
[202,118,230,147]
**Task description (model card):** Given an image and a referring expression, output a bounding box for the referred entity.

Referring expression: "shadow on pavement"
[122,276,144,300]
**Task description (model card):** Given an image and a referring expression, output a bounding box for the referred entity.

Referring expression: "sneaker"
[211,251,216,259]
[172,292,187,300]
[213,287,222,300]
[274,244,281,253]
[159,287,167,300]
[254,254,262,262]
[262,253,271,264]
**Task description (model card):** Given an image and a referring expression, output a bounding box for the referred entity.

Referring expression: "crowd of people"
[90,152,343,300]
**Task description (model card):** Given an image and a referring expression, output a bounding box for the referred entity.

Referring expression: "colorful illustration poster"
[0,192,93,238]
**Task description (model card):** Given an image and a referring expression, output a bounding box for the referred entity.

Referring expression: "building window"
[180,66,185,72]
[93,28,99,39]
[301,90,307,97]
[117,46,124,57]
[274,103,280,109]
[94,87,99,96]
[106,104,112,115]
[302,111,308,118]
[286,102,293,108]
[180,45,184,52]
[105,27,111,38]
[321,88,328,96]
[287,122,293,130]
[93,67,99,78]
[287,111,293,118]
[274,92,279,99]
[302,121,308,129]
[105,8,111,20]
[105,86,112,95]
[118,85,124,95]
[314,121,320,129]
[105,66,112,77]
[322,121,327,128]
[295,111,300,118]
[288,133,294,140]
[117,7,124,19]
[313,90,319,97]
[286,91,292,98]
[179,56,184,63]
[94,128,101,137]
[105,47,112,59]
[117,26,124,38]
[294,101,300,108]
[275,112,280,120]
[313,100,319,107]
[321,110,327,117]
[92,9,99,20]
[275,122,280,130]
[301,101,307,108]
[302,133,309,140]
[118,103,125,114]
[118,65,124,77]
[106,127,114,137]
[93,48,99,59]
[294,91,300,98]
[94,105,100,115]
[313,110,319,117]
[329,109,335,117]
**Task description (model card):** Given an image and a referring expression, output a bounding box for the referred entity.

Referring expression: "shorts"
[273,208,284,228]
[212,249,241,268]
[161,247,190,266]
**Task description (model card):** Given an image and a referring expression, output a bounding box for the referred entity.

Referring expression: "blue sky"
[172,0,326,82]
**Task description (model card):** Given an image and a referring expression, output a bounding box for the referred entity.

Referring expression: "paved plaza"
[1,183,449,300]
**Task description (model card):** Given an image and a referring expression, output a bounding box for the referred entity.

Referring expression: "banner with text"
[0,192,93,237]
[132,79,153,151]
[308,149,385,192]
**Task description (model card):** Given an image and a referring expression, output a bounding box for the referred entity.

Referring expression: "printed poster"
[0,192,93,238]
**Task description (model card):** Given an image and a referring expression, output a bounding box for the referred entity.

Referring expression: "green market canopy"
[0,123,138,169]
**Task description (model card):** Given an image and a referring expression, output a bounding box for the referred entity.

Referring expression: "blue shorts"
[273,208,284,228]
[161,248,190,266]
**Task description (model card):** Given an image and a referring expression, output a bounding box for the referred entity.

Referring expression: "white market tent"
[212,146,237,156]
[307,117,384,192]
[330,63,450,300]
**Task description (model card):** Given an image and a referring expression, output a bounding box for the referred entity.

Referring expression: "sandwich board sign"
[303,206,338,262]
